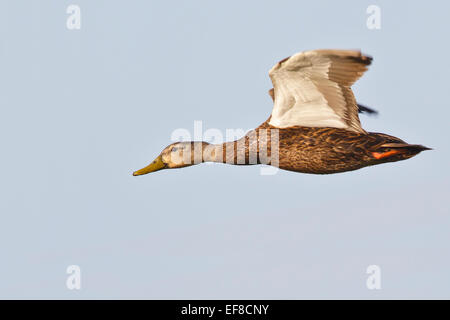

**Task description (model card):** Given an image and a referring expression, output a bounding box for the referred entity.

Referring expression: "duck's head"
[133,142,205,176]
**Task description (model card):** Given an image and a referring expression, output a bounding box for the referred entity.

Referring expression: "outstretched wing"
[268,89,378,115]
[268,49,372,133]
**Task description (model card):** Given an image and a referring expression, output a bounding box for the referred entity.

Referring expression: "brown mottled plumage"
[133,49,430,176]
[216,121,429,174]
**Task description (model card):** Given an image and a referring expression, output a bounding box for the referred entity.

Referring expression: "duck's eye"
[172,147,178,152]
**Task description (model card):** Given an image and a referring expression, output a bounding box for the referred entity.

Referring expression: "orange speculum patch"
[371,149,401,159]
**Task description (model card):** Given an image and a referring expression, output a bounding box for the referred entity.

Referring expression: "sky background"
[0,0,449,299]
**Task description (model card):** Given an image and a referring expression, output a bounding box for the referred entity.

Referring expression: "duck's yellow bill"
[133,155,165,176]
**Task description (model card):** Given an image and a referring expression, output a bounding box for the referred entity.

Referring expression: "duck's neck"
[200,133,277,166]
[202,140,249,164]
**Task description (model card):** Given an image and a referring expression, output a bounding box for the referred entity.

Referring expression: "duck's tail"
[372,143,432,160]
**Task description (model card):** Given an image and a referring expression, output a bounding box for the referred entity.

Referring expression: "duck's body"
[217,123,428,174]
[133,49,429,176]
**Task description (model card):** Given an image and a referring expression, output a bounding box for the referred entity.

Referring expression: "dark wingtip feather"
[348,52,373,66]
[357,103,378,115]
[361,53,373,65]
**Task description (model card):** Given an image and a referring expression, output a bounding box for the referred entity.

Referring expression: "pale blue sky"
[0,0,449,299]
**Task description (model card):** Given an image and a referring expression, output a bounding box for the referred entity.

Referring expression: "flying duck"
[133,49,430,176]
